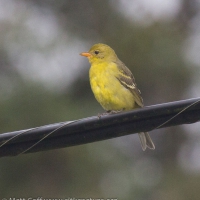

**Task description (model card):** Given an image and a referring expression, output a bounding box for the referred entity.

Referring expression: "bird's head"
[80,43,117,64]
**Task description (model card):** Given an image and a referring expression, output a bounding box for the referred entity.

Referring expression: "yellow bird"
[80,43,155,151]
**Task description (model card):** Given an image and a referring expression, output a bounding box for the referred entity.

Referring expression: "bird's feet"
[97,112,109,119]
[98,110,123,119]
[107,110,123,114]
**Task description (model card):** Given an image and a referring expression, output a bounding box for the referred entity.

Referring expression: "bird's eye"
[94,50,99,55]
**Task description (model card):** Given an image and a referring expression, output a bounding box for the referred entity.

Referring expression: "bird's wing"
[115,60,144,107]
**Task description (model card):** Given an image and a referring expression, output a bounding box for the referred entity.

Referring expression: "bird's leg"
[97,111,109,119]
[98,109,124,119]
[108,110,123,114]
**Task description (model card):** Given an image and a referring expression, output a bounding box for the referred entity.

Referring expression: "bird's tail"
[138,132,155,151]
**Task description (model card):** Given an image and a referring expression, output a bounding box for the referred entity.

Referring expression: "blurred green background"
[1,0,200,199]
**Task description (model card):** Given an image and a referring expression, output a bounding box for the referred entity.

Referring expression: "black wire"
[0,97,200,157]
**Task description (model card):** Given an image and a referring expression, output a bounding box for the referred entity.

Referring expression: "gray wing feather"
[115,59,144,108]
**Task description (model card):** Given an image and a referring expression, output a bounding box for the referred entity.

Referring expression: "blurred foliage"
[0,0,200,199]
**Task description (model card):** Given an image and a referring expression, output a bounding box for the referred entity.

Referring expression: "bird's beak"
[80,52,92,58]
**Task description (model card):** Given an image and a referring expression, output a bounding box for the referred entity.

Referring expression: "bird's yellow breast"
[89,62,135,111]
